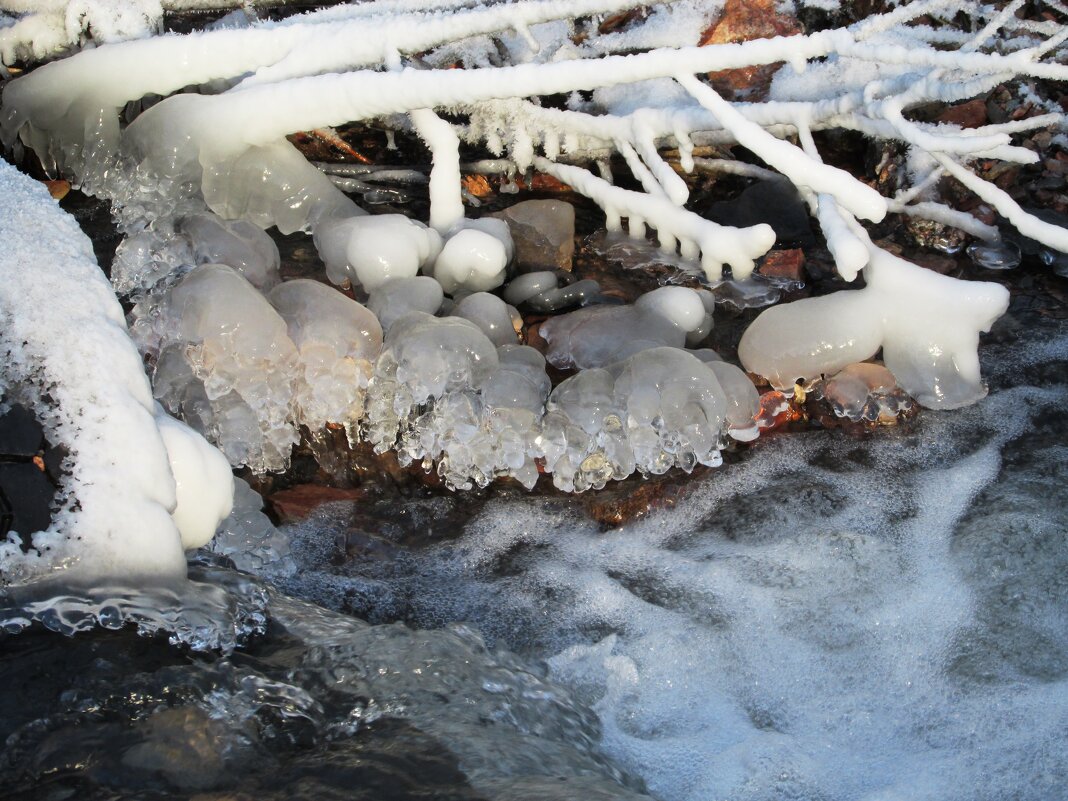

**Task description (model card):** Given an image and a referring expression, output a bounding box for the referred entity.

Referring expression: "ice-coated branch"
[677,73,888,223]
[533,156,775,280]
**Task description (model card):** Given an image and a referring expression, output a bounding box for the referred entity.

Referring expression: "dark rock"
[705,180,815,248]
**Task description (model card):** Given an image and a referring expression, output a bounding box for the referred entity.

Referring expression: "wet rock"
[585,467,709,528]
[904,218,966,254]
[122,707,234,791]
[706,180,815,248]
[700,0,801,100]
[757,249,805,282]
[490,200,575,273]
[936,98,988,129]
[267,484,368,524]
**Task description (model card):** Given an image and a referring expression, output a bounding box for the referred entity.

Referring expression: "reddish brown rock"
[758,249,805,282]
[267,484,367,523]
[935,98,988,129]
[44,179,70,200]
[699,0,801,99]
[585,467,709,528]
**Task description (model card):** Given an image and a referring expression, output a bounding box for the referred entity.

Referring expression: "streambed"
[2,263,1066,801]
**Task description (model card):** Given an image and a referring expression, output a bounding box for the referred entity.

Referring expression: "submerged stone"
[490,199,575,273]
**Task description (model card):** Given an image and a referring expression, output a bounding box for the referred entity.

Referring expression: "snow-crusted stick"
[532,156,775,280]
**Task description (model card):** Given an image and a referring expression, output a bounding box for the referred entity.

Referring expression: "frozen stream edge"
[275,320,1068,801]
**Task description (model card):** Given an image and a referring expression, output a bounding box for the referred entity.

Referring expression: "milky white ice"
[739,231,1010,408]
[0,160,232,589]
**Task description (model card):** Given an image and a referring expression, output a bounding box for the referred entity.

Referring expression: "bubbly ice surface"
[269,279,382,432]
[144,263,300,473]
[179,212,281,291]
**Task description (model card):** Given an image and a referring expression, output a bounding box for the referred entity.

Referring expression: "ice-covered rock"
[704,360,760,442]
[179,212,281,291]
[268,279,383,434]
[432,224,511,295]
[314,213,442,290]
[504,270,560,306]
[143,263,300,473]
[442,344,551,490]
[541,368,633,493]
[490,199,575,273]
[541,347,728,491]
[541,286,709,369]
[366,276,444,332]
[453,292,520,347]
[739,242,1010,409]
[365,312,500,459]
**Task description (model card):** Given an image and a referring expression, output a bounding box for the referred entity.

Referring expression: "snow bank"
[0,160,232,589]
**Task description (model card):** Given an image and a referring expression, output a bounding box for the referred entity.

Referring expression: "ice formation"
[739,236,1011,408]
[143,263,302,473]
[268,279,383,434]
[2,0,1066,490]
[541,286,712,369]
[0,160,231,590]
[816,362,915,423]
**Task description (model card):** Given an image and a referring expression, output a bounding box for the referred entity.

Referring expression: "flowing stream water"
[2,287,1067,800]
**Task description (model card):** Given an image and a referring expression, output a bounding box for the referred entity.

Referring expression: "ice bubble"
[541,286,709,370]
[819,362,914,423]
[268,279,383,432]
[314,213,442,290]
[504,270,559,306]
[710,276,783,310]
[704,361,760,442]
[366,276,444,332]
[453,292,520,347]
[179,212,281,291]
[155,410,234,550]
[433,227,510,295]
[1042,249,1068,278]
[143,263,300,473]
[966,240,1021,271]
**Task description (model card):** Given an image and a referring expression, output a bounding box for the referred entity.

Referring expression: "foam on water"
[277,326,1068,801]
